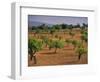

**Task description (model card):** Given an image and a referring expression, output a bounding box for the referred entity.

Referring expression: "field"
[28,27,88,66]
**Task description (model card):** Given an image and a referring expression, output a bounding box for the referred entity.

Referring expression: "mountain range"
[28,21,54,27]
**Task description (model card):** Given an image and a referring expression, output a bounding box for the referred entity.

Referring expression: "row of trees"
[29,23,88,32]
[29,23,88,43]
[30,28,88,44]
[28,37,87,64]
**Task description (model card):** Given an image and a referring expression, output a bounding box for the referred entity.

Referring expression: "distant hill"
[28,21,53,27]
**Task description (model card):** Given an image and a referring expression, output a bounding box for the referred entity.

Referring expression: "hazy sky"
[28,15,88,26]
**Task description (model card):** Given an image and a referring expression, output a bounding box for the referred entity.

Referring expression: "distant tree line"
[29,23,88,31]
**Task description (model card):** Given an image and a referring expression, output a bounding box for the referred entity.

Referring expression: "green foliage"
[48,40,55,49]
[55,35,59,38]
[71,40,78,49]
[28,38,43,55]
[50,28,56,35]
[82,23,86,27]
[75,24,80,28]
[69,31,75,37]
[29,23,88,33]
[48,40,65,53]
[35,29,41,34]
[53,25,61,30]
[71,40,77,45]
[54,40,65,49]
[42,37,50,47]
[65,39,74,44]
[81,30,85,34]
[65,40,82,50]
[28,38,43,63]
[65,39,71,43]
[76,41,83,48]
[76,47,87,60]
[81,31,88,42]
[61,24,67,29]
[76,47,87,55]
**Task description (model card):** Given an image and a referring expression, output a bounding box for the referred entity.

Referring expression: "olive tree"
[48,40,65,53]
[42,37,49,47]
[65,39,74,48]
[50,28,56,37]
[76,47,87,60]
[82,23,88,30]
[71,40,78,50]
[69,31,75,38]
[28,39,43,64]
[34,29,41,38]
[81,31,88,43]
